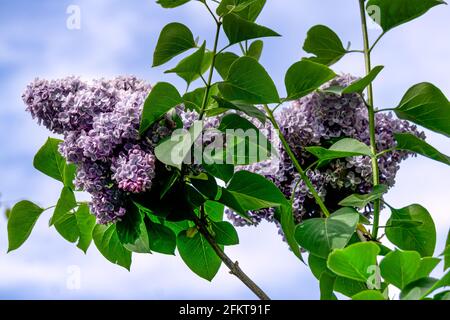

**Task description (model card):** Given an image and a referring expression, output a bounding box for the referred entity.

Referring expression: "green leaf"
[400,277,437,300]
[380,250,421,289]
[319,272,337,300]
[204,201,225,222]
[394,83,450,137]
[165,42,210,85]
[212,96,266,123]
[156,0,190,8]
[177,230,222,281]
[219,170,286,212]
[306,138,372,161]
[327,242,380,282]
[203,163,234,183]
[295,207,359,259]
[338,184,388,208]
[93,224,132,270]
[434,290,450,300]
[50,187,77,225]
[155,120,203,169]
[219,56,280,104]
[222,13,280,46]
[215,52,239,80]
[190,173,218,200]
[75,204,96,253]
[55,212,79,243]
[146,219,177,255]
[366,0,446,33]
[7,201,44,252]
[246,40,263,60]
[285,60,336,100]
[212,221,239,246]
[33,138,72,185]
[217,0,267,21]
[279,204,302,261]
[308,254,366,297]
[212,114,273,165]
[139,82,182,134]
[413,257,441,282]
[444,230,450,270]
[303,25,346,66]
[116,203,144,247]
[339,66,385,95]
[395,133,450,166]
[386,204,436,257]
[352,290,385,300]
[183,84,219,112]
[152,22,196,67]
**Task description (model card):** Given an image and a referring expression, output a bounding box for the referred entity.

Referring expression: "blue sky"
[0,0,449,299]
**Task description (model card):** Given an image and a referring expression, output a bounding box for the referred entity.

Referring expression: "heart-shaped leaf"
[339,184,388,208]
[295,207,359,258]
[394,82,450,137]
[285,60,336,100]
[303,25,346,66]
[153,22,196,67]
[219,56,280,104]
[395,133,450,166]
[380,250,421,289]
[327,242,380,282]
[386,204,436,257]
[306,138,372,162]
[366,0,446,33]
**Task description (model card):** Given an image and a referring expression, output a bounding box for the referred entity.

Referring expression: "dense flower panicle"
[111,144,156,193]
[23,77,86,134]
[24,76,179,223]
[227,75,425,227]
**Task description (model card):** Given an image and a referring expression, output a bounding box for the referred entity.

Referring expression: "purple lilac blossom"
[227,75,425,227]
[23,76,185,223]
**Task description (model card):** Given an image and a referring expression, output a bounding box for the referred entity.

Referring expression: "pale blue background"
[0,0,449,299]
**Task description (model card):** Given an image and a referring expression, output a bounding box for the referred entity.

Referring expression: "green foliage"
[246,40,263,60]
[212,96,266,123]
[211,221,239,246]
[214,52,239,79]
[33,138,75,187]
[327,242,380,282]
[139,82,182,134]
[395,133,450,166]
[303,25,346,66]
[146,219,177,255]
[51,187,77,225]
[319,272,337,300]
[325,66,384,95]
[386,204,436,257]
[152,22,196,67]
[7,201,44,252]
[177,230,222,281]
[366,0,446,33]
[165,42,213,85]
[338,184,388,209]
[295,208,359,258]
[155,120,203,169]
[394,83,450,137]
[75,204,96,253]
[444,230,450,270]
[216,0,267,21]
[352,290,385,300]
[93,224,132,270]
[219,56,280,104]
[156,0,190,8]
[306,138,372,162]
[222,13,280,45]
[284,60,336,100]
[380,250,422,289]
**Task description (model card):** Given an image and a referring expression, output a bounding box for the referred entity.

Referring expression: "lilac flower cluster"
[23,76,179,223]
[227,75,425,227]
